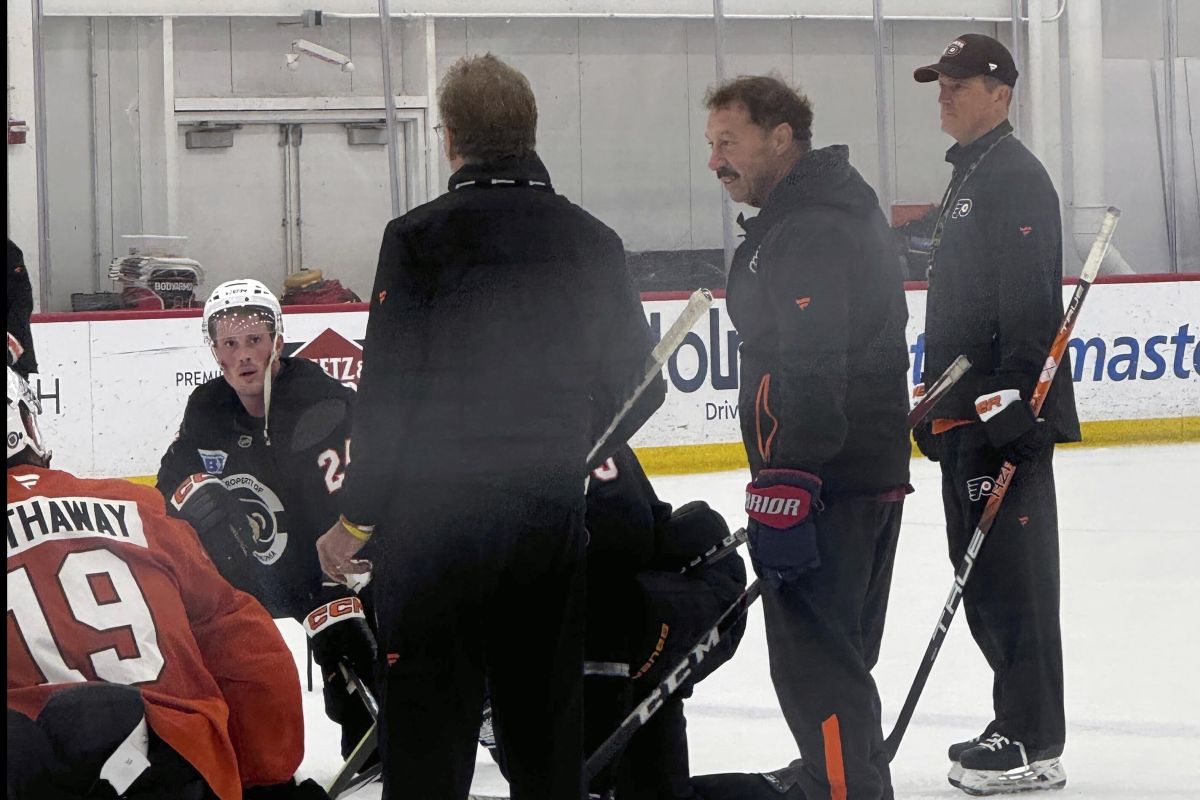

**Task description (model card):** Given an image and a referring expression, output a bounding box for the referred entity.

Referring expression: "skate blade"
[950,758,1066,796]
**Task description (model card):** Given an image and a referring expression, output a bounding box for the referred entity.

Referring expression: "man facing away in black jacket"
[699,76,911,800]
[316,54,664,800]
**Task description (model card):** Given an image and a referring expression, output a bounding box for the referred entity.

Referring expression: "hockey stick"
[680,527,748,576]
[584,345,974,782]
[327,666,382,798]
[909,355,972,429]
[588,288,714,467]
[584,578,764,783]
[883,207,1121,760]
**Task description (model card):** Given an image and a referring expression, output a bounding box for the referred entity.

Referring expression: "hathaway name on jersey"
[7,495,148,557]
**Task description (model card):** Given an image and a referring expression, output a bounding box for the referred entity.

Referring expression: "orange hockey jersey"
[7,467,304,800]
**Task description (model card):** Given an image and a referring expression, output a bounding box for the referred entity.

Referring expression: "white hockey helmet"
[7,366,50,465]
[202,279,284,345]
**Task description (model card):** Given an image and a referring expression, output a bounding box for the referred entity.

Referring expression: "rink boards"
[26,276,1200,478]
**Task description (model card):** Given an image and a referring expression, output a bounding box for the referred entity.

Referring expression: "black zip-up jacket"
[157,357,354,620]
[923,121,1080,441]
[340,153,663,527]
[726,145,911,494]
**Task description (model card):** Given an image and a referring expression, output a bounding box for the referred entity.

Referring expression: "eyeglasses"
[433,123,445,138]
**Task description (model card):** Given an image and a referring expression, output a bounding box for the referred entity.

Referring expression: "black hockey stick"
[584,579,764,783]
[327,666,382,798]
[883,207,1120,760]
[680,527,748,575]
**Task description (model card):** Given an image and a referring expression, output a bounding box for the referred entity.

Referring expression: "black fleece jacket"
[922,121,1080,441]
[726,145,911,494]
[341,153,663,527]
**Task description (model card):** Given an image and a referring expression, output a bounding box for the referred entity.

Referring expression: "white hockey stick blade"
[587,288,714,465]
[1079,207,1121,284]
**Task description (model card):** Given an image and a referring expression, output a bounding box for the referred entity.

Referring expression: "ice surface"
[288,443,1199,799]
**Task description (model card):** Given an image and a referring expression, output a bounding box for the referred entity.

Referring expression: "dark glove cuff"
[982,399,1036,450]
[752,469,823,495]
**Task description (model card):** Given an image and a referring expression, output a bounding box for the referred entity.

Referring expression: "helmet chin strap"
[262,335,280,447]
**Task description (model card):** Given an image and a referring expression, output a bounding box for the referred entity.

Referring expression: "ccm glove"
[304,592,378,722]
[170,473,260,577]
[975,389,1055,464]
[744,469,823,586]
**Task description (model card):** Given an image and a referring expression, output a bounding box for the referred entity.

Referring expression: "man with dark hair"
[698,75,911,800]
[316,53,663,799]
[912,33,1074,796]
[7,364,325,800]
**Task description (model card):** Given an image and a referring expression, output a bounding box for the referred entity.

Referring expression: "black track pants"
[763,496,903,800]
[937,424,1065,753]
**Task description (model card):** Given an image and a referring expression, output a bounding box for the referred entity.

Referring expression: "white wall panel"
[175,124,287,290]
[580,19,692,251]
[43,17,100,307]
[174,18,234,97]
[230,17,355,96]
[296,122,399,297]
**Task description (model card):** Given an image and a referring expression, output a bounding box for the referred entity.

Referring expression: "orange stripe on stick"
[822,714,847,800]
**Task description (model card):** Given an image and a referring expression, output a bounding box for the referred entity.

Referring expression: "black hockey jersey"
[157,357,354,620]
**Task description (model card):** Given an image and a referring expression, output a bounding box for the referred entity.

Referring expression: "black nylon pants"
[763,496,903,800]
[374,483,587,800]
[937,424,1066,753]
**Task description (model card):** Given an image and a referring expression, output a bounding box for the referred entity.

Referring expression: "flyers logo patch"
[951,198,973,219]
[795,296,811,310]
[1019,226,1033,236]
[967,475,998,501]
[377,290,388,303]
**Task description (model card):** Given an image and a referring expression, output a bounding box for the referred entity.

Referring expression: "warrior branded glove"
[170,473,259,569]
[975,389,1055,464]
[304,593,378,711]
[744,469,823,585]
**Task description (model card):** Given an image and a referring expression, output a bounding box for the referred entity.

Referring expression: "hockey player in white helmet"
[157,279,378,770]
[7,361,327,799]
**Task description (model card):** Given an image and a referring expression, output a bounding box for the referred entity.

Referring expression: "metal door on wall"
[176,115,414,300]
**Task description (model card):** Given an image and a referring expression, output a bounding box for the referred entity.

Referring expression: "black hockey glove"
[170,473,258,561]
[744,469,822,586]
[975,390,1055,464]
[304,593,378,718]
[912,421,942,463]
[244,778,331,799]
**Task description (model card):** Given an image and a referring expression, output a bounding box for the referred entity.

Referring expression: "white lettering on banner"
[24,280,1200,477]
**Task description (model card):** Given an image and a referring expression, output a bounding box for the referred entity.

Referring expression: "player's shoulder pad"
[281,357,355,399]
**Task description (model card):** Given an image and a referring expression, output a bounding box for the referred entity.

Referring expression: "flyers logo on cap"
[944,39,966,57]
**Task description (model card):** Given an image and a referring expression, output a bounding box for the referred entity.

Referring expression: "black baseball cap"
[914,33,1018,87]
